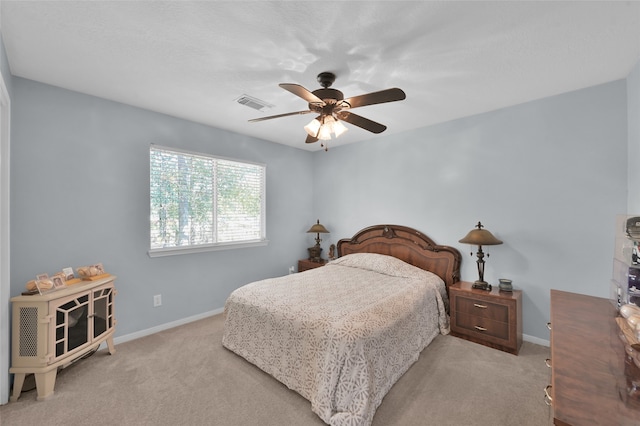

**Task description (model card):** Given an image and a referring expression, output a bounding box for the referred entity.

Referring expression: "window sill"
[148,239,268,258]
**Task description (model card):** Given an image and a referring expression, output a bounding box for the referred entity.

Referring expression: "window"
[149,145,266,257]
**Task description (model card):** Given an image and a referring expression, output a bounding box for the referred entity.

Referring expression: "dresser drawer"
[455,295,509,322]
[453,312,510,341]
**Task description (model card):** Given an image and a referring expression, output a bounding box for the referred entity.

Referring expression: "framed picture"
[62,267,74,281]
[52,275,65,289]
[35,274,55,294]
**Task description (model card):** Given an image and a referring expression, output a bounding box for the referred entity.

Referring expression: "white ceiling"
[2,1,640,151]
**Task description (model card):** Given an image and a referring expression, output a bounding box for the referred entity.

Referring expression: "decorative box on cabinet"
[449,281,522,355]
[9,276,117,401]
[298,259,327,272]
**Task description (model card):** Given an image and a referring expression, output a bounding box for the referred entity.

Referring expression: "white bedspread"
[222,253,450,426]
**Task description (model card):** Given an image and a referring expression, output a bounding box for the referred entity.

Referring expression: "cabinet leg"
[106,336,116,355]
[34,369,58,401]
[9,373,26,402]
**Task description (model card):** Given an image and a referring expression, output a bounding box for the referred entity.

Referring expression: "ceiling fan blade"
[280,84,323,104]
[248,110,313,123]
[344,88,406,109]
[305,134,319,144]
[337,111,387,134]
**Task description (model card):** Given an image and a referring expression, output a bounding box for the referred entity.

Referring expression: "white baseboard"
[523,333,549,347]
[105,308,551,349]
[112,308,224,346]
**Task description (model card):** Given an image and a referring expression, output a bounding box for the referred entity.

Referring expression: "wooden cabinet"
[9,276,116,401]
[549,290,640,425]
[449,281,522,355]
[298,259,327,272]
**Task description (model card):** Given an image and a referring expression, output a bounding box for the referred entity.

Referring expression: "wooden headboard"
[337,224,462,290]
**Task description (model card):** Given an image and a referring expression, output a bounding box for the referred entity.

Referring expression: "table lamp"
[459,221,503,291]
[307,219,329,262]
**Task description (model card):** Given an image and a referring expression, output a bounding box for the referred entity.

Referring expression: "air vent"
[236,95,273,111]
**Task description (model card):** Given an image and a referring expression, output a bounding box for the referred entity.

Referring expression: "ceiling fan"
[249,72,406,147]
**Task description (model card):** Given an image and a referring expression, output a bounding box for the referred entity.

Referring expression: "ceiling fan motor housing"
[311,88,344,102]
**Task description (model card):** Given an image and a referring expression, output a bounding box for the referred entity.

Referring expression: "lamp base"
[472,280,492,291]
[307,246,323,262]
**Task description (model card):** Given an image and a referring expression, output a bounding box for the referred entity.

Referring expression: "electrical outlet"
[153,294,162,307]
[288,266,295,274]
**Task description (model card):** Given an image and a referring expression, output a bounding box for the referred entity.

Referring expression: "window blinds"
[150,146,265,251]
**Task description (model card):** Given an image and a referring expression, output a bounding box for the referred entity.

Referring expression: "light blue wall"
[629,58,640,213]
[312,80,628,341]
[10,77,314,336]
[6,71,634,343]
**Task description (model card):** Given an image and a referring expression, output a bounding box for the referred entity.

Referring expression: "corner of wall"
[628,58,640,213]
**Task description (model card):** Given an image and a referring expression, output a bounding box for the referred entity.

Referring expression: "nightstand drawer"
[453,312,510,341]
[455,295,509,322]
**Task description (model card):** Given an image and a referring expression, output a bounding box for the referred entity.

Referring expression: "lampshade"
[332,119,348,137]
[304,118,321,137]
[459,223,503,246]
[317,122,333,140]
[307,220,329,234]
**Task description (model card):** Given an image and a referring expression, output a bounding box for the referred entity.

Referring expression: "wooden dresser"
[450,281,522,355]
[549,290,640,425]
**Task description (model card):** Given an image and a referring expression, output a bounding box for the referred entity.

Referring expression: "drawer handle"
[473,303,488,309]
[546,322,552,331]
[474,325,487,332]
[545,358,552,368]
[544,385,553,406]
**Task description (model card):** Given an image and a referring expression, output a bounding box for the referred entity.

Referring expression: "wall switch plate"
[153,294,162,307]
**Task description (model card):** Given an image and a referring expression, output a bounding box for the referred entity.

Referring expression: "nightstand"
[449,281,522,355]
[298,259,327,272]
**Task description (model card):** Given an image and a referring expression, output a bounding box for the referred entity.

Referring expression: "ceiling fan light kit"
[249,72,406,149]
[304,115,348,140]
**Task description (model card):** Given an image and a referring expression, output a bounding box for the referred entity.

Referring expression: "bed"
[222,224,461,426]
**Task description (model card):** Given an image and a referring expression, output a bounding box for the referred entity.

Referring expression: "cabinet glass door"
[54,293,90,359]
[93,287,114,339]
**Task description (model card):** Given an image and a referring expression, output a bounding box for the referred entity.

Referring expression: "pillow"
[329,252,438,280]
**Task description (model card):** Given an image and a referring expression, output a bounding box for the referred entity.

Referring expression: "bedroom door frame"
[0,69,10,405]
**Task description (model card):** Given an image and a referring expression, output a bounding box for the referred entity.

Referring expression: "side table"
[449,281,522,355]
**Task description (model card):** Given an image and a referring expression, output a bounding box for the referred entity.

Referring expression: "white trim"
[0,70,10,405]
[148,239,268,257]
[112,308,224,345]
[523,333,549,347]
[105,309,550,354]
[150,143,266,168]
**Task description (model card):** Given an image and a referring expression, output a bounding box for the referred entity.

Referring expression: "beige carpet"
[0,314,553,426]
